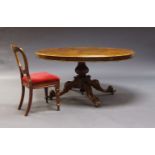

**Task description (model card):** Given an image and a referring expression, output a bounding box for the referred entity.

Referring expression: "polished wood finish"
[11,44,60,116]
[36,47,134,61]
[36,47,134,107]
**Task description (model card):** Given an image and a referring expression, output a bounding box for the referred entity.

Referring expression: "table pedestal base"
[50,62,116,107]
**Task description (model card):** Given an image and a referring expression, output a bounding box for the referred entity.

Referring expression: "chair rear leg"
[18,86,25,110]
[55,82,60,111]
[44,87,48,103]
[25,88,33,116]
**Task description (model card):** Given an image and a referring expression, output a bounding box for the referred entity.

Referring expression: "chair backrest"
[11,44,30,79]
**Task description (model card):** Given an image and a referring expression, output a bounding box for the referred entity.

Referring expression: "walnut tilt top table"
[36,47,134,107]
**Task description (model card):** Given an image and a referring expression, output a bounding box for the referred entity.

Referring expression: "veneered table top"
[36,47,134,61]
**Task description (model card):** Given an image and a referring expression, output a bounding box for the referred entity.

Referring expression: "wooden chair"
[11,44,60,116]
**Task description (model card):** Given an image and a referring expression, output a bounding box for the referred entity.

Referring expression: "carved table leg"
[90,79,116,95]
[49,62,116,107]
[60,80,77,96]
[84,82,101,107]
[59,62,89,96]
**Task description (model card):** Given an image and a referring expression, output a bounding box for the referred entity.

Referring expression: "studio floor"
[0,70,154,128]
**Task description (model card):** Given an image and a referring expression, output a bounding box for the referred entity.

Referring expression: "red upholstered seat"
[22,72,60,84]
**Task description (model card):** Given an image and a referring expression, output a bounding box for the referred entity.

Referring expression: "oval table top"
[36,47,134,62]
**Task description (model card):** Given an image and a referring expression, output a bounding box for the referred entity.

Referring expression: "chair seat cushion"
[22,72,60,84]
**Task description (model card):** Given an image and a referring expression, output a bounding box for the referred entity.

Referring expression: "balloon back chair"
[11,44,60,116]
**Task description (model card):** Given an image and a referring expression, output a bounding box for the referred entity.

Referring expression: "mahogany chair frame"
[11,44,60,116]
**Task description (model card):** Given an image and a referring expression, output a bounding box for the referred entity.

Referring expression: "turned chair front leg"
[55,82,61,111]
